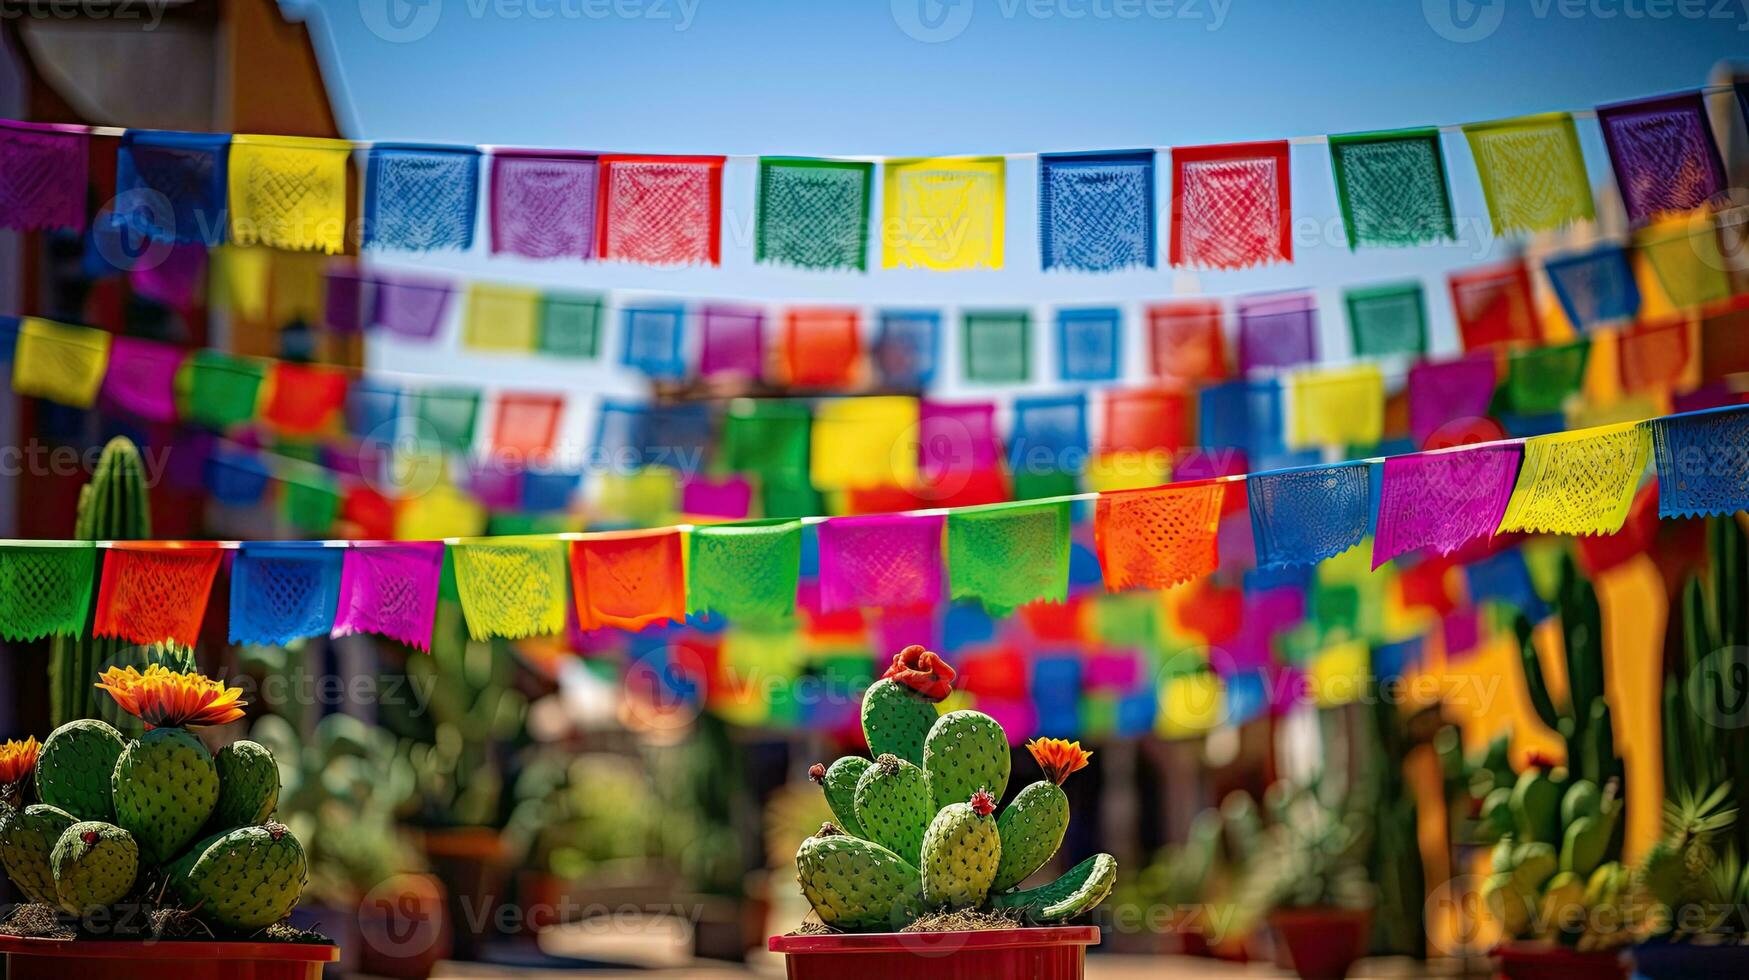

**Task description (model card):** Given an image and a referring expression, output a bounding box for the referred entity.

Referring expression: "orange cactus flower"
[95,665,247,729]
[0,736,39,791]
[1026,737,1092,786]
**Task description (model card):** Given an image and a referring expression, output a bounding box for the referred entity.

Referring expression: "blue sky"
[279,0,1746,417]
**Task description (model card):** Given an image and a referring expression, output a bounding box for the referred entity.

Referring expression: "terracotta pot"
[769,926,1099,980]
[416,827,505,961]
[356,872,452,979]
[1269,906,1373,980]
[1491,940,1628,980]
[0,935,338,980]
[1633,941,1749,979]
[515,871,563,935]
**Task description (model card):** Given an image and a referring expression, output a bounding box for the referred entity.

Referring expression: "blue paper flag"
[1009,393,1089,473]
[1650,406,1749,518]
[522,470,581,512]
[1464,549,1547,623]
[1249,462,1372,568]
[229,542,344,646]
[115,130,230,244]
[873,310,941,387]
[346,380,401,440]
[593,399,650,465]
[205,450,271,506]
[364,144,481,252]
[1056,307,1123,382]
[620,303,687,379]
[1372,637,1424,681]
[1038,150,1156,273]
[1545,245,1640,331]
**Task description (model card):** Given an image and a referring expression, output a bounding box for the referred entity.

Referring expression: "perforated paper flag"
[263,363,347,435]
[371,271,453,341]
[1498,422,1651,536]
[283,478,341,536]
[689,521,802,625]
[919,400,1001,480]
[333,541,443,650]
[227,135,350,253]
[1102,388,1185,454]
[1597,91,1726,225]
[492,392,564,457]
[395,483,486,540]
[721,399,810,484]
[1010,393,1088,476]
[1057,307,1121,382]
[1650,406,1749,518]
[413,386,480,453]
[782,308,861,387]
[364,144,480,251]
[1618,318,1691,394]
[1288,365,1384,449]
[0,542,95,641]
[883,156,1005,271]
[1237,293,1317,372]
[539,293,602,358]
[230,542,343,646]
[1450,262,1540,350]
[182,350,266,428]
[598,154,724,266]
[1409,354,1498,447]
[100,336,184,423]
[873,311,940,387]
[1328,128,1454,248]
[698,304,764,378]
[1545,245,1640,331]
[962,310,1030,383]
[0,120,87,232]
[463,283,541,352]
[1506,341,1589,416]
[489,149,597,259]
[94,542,223,646]
[571,529,687,632]
[1095,483,1225,591]
[1039,150,1155,272]
[817,514,944,612]
[620,303,687,379]
[948,500,1071,615]
[811,396,917,490]
[1373,446,1520,567]
[756,157,872,271]
[1464,114,1594,235]
[1170,141,1291,269]
[14,318,110,408]
[1345,282,1427,357]
[451,536,570,640]
[1148,300,1227,381]
[1639,216,1732,310]
[115,129,229,244]
[1249,462,1370,568]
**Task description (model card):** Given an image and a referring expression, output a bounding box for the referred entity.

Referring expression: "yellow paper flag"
[211,246,272,320]
[1498,421,1652,536]
[395,484,487,540]
[1288,364,1385,449]
[1085,450,1170,493]
[14,318,111,408]
[1464,114,1594,235]
[228,135,351,254]
[810,396,919,490]
[463,283,542,352]
[882,156,1005,270]
[594,467,678,527]
[449,535,570,640]
[1308,640,1370,707]
[1157,671,1223,739]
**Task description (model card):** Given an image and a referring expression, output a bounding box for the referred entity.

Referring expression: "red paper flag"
[492,392,564,458]
[570,528,687,632]
[264,363,348,435]
[1094,482,1225,591]
[1619,317,1691,394]
[1102,388,1187,455]
[1170,141,1292,270]
[596,154,724,266]
[1449,261,1540,350]
[782,307,862,387]
[93,542,223,646]
[1147,300,1227,382]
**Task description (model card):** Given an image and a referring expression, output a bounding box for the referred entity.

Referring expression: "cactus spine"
[852,754,932,863]
[50,437,152,727]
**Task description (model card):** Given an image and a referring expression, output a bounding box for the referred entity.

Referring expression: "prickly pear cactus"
[992,738,1090,892]
[810,758,871,838]
[0,804,76,906]
[853,754,933,862]
[921,789,1002,910]
[923,710,1010,810]
[169,821,308,930]
[113,727,219,864]
[795,823,924,931]
[50,821,139,916]
[35,719,126,822]
[210,740,279,830]
[991,852,1118,924]
[861,646,954,763]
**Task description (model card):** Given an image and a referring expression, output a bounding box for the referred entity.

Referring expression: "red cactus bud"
[266,822,287,841]
[882,645,956,703]
[969,788,996,817]
[80,830,99,845]
[1525,752,1560,772]
[808,763,827,784]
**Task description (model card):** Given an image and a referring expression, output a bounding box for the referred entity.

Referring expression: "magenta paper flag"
[1409,354,1499,447]
[817,513,944,612]
[918,400,1001,480]
[370,271,454,340]
[0,120,87,232]
[332,541,444,651]
[129,243,207,309]
[681,476,753,518]
[697,304,765,378]
[100,336,185,423]
[489,150,598,259]
[1373,445,1522,568]
[1597,92,1727,225]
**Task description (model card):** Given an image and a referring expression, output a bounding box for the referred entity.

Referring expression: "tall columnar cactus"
[50,437,153,728]
[1514,554,1623,793]
[801,648,1116,931]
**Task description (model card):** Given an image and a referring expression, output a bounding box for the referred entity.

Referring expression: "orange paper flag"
[570,528,687,632]
[1095,482,1226,591]
[93,542,224,647]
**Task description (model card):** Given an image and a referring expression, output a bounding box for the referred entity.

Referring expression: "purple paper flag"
[1409,354,1499,447]
[101,336,185,423]
[817,513,945,612]
[1084,651,1141,691]
[1597,92,1727,225]
[0,120,87,232]
[681,476,753,519]
[919,400,1001,480]
[1237,292,1317,372]
[333,541,444,651]
[697,304,764,378]
[489,150,598,259]
[129,243,207,309]
[324,262,369,334]
[1373,445,1521,568]
[370,271,454,340]
[1444,608,1481,659]
[468,462,524,512]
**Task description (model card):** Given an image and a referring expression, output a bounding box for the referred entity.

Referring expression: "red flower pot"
[0,935,338,980]
[1491,941,1628,980]
[1269,906,1372,980]
[768,925,1099,980]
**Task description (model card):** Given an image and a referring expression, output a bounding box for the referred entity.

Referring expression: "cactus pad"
[861,678,938,765]
[853,754,933,862]
[921,793,1001,910]
[50,820,139,915]
[991,852,1117,923]
[923,710,1010,810]
[795,824,924,931]
[35,719,126,822]
[113,727,219,863]
[992,780,1069,892]
[211,740,280,829]
[170,822,308,930]
[813,757,872,838]
[0,804,76,906]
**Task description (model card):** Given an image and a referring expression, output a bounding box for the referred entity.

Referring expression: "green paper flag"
[1345,282,1427,357]
[1464,113,1595,235]
[1329,128,1454,248]
[1012,469,1079,502]
[540,293,603,358]
[182,350,267,428]
[962,310,1031,383]
[721,400,811,484]
[283,477,341,535]
[689,520,803,625]
[756,157,873,272]
[1506,340,1590,416]
[947,499,1070,615]
[0,542,95,641]
[414,386,481,454]
[760,478,822,520]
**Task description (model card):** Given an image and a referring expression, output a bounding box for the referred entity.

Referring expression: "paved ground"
[426,952,1493,978]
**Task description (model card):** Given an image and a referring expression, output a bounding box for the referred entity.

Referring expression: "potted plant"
[768,647,1114,979]
[1243,780,1375,980]
[0,666,337,978]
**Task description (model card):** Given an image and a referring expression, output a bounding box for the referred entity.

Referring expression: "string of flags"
[0,82,1739,273]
